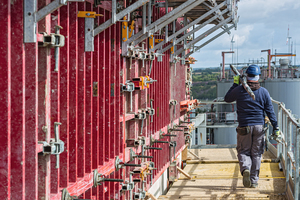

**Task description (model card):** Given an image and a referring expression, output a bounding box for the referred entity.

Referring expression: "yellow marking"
[149,35,154,49]
[122,17,128,42]
[155,39,164,43]
[129,20,135,38]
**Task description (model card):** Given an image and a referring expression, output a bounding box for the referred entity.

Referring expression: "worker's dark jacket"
[224,83,278,128]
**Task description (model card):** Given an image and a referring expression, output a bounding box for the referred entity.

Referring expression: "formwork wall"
[0,1,189,199]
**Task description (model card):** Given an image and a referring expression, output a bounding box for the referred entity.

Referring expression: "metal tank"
[262,79,300,119]
[212,80,238,145]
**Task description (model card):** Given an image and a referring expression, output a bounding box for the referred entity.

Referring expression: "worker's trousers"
[236,125,264,184]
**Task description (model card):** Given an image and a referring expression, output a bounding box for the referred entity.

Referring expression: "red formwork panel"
[1,1,190,199]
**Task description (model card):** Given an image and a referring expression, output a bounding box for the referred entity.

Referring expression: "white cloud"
[192,0,300,68]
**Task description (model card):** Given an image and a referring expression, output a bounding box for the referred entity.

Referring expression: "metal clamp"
[172,56,185,76]
[134,189,146,199]
[39,122,64,169]
[127,136,146,147]
[135,111,147,135]
[121,172,135,191]
[130,149,153,161]
[93,169,124,187]
[24,0,84,43]
[77,11,103,18]
[168,124,184,133]
[38,26,65,72]
[150,135,170,146]
[169,141,177,160]
[169,99,178,106]
[121,80,135,112]
[146,99,155,122]
[115,156,142,171]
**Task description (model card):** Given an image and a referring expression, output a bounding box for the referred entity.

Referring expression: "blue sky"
[191,0,300,68]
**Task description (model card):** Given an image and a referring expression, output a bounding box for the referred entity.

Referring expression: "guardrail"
[206,112,237,123]
[271,98,300,200]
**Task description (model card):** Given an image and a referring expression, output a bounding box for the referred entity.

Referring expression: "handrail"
[271,98,300,127]
[269,98,300,200]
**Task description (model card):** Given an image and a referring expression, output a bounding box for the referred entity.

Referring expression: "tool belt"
[236,126,250,135]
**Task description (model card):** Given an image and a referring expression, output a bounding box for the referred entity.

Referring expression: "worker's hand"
[272,127,282,142]
[233,75,240,85]
[273,127,280,136]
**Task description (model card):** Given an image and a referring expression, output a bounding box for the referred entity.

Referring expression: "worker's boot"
[242,169,251,188]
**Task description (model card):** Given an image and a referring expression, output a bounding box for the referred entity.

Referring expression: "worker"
[224,65,280,188]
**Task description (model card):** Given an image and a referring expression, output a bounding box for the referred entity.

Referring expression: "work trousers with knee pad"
[236,125,264,184]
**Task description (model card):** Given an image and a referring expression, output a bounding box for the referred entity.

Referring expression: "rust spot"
[93,82,98,97]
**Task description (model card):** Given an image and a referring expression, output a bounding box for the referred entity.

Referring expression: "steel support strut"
[151,2,226,52]
[133,0,206,46]
[93,0,149,36]
[159,8,229,54]
[185,24,235,58]
[122,0,206,55]
[174,17,232,56]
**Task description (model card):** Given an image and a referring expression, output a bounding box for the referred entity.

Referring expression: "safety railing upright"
[271,98,300,200]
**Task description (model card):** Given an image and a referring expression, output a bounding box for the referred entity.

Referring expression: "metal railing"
[206,112,237,124]
[221,68,299,80]
[271,99,300,200]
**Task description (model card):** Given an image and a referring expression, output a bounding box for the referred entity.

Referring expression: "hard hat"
[246,65,261,75]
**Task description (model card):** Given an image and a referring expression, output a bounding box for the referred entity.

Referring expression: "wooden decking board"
[158,148,286,200]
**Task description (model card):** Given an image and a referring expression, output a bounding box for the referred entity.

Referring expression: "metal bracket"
[160,130,177,139]
[169,141,177,160]
[146,100,155,122]
[24,0,84,43]
[115,156,142,171]
[121,80,135,112]
[39,122,64,169]
[130,148,153,161]
[150,135,170,146]
[38,25,65,72]
[93,169,124,187]
[127,136,146,147]
[134,189,146,199]
[121,180,135,191]
[77,11,103,18]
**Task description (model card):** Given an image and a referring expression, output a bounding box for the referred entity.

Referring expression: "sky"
[191,0,300,68]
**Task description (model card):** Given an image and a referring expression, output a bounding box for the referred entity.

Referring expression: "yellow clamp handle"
[77,11,103,18]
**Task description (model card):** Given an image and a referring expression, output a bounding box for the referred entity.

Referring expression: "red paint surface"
[1,1,191,199]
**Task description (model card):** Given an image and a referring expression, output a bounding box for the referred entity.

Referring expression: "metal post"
[112,0,116,24]
[54,122,62,168]
[148,1,152,25]
[165,0,168,42]
[295,128,300,200]
[142,4,147,34]
[278,105,282,158]
[285,118,291,192]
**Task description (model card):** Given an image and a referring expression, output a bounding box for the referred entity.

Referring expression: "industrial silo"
[213,80,238,145]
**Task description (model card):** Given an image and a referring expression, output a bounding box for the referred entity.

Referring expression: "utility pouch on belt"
[236,126,250,135]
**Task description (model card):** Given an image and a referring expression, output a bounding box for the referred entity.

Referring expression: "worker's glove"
[233,75,240,85]
[271,127,282,142]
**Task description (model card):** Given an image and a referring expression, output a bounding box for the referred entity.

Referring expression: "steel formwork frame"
[1,0,238,199]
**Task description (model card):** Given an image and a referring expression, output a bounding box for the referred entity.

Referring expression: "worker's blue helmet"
[246,65,261,75]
